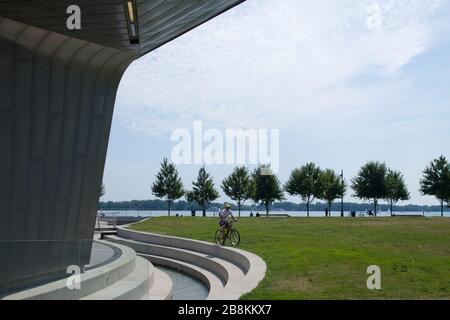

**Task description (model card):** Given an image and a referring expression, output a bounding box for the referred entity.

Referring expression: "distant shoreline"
[99,209,449,218]
[99,199,449,213]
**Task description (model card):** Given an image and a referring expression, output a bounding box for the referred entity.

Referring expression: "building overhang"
[0,0,245,57]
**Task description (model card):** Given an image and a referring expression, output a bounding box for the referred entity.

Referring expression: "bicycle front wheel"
[215,229,225,245]
[229,229,240,247]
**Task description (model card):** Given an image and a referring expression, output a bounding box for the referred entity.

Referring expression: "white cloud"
[115,0,441,136]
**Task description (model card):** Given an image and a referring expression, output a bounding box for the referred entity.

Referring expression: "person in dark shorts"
[218,203,236,236]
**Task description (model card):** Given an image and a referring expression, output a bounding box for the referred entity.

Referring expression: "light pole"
[340,170,344,217]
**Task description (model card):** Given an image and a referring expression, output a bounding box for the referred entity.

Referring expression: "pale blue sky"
[104,0,450,206]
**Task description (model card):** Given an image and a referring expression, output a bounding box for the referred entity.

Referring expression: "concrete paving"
[156,266,208,300]
[85,242,119,270]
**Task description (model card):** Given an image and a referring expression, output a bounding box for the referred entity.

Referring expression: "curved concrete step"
[107,236,237,286]
[138,253,226,300]
[118,227,251,273]
[105,227,267,300]
[105,235,243,287]
[2,241,138,300]
[147,268,173,300]
[81,256,150,300]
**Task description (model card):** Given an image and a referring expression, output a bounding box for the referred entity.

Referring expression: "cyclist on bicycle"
[219,203,236,237]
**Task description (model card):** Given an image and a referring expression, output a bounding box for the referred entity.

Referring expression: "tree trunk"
[265,202,269,217]
[441,199,444,218]
[168,199,171,216]
[328,201,332,217]
[202,204,206,217]
[306,202,310,218]
[374,198,377,217]
[390,200,393,217]
[238,201,241,218]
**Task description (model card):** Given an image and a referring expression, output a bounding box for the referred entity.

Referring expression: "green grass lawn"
[130,217,450,299]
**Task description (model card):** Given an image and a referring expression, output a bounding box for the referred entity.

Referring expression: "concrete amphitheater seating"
[104,225,267,300]
[1,224,266,300]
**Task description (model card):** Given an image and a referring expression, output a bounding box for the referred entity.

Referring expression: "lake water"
[100,210,449,218]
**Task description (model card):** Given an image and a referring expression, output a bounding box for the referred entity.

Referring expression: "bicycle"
[215,220,240,247]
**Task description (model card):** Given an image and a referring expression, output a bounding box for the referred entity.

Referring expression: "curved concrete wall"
[1,241,136,300]
[1,240,157,300]
[0,17,136,293]
[118,227,251,273]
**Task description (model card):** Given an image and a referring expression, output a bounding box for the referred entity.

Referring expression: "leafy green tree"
[351,162,388,216]
[252,165,284,216]
[151,158,185,216]
[319,169,346,217]
[385,169,410,216]
[100,183,105,198]
[221,166,254,217]
[420,156,450,217]
[99,183,106,212]
[186,167,219,217]
[284,163,323,217]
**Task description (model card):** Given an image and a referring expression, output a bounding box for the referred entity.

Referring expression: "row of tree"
[150,156,450,217]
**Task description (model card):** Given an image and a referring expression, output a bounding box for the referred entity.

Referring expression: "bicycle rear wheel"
[215,229,225,245]
[229,229,240,247]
